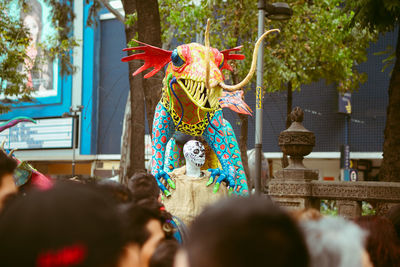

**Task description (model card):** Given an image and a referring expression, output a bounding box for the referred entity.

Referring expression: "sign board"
[340,145,350,169]
[341,168,358,182]
[0,117,73,149]
[338,92,352,114]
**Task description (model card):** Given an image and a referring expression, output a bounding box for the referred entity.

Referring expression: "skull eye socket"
[193,149,199,154]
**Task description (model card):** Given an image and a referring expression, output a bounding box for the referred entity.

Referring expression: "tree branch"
[98,0,125,23]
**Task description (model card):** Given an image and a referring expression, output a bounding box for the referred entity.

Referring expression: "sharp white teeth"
[190,81,196,95]
[194,87,201,100]
[194,82,200,94]
[191,81,196,94]
[200,82,205,94]
[184,79,188,86]
[189,80,193,92]
[211,97,217,107]
[199,93,204,104]
[192,82,198,96]
[202,94,207,105]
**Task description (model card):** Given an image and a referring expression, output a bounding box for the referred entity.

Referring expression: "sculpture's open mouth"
[176,79,219,111]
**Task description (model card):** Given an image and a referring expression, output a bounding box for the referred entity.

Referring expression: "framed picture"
[9,0,59,98]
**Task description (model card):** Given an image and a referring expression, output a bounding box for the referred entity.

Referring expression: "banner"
[8,0,58,98]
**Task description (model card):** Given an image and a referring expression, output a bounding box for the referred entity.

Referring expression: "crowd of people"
[0,150,399,267]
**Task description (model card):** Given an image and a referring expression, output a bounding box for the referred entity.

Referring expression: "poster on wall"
[8,0,59,98]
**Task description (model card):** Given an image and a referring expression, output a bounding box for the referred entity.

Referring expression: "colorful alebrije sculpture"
[0,116,36,132]
[0,117,52,190]
[122,20,279,196]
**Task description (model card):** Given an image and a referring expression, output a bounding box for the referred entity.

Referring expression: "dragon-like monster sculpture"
[122,21,278,196]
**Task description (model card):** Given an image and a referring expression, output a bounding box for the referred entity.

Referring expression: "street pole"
[255,0,265,195]
[72,112,77,177]
[63,105,83,178]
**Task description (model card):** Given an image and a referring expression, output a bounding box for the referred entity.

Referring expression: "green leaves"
[261,0,376,93]
[159,0,375,94]
[346,0,400,32]
[159,0,212,47]
[125,13,137,27]
[43,0,77,76]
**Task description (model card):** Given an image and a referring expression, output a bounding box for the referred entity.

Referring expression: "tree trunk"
[119,91,132,183]
[282,81,292,168]
[136,0,162,134]
[120,0,145,183]
[378,27,400,182]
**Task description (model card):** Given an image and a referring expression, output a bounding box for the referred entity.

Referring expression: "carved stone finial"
[277,107,317,180]
[290,106,304,123]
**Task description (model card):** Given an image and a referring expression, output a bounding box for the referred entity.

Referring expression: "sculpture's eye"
[193,149,199,154]
[171,49,185,67]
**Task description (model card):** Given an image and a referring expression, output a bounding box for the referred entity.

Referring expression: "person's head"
[290,208,323,222]
[187,197,309,267]
[128,172,160,203]
[21,0,42,44]
[121,202,167,267]
[0,150,18,211]
[386,204,400,240]
[354,215,400,267]
[96,179,132,205]
[301,216,372,267]
[149,240,179,267]
[0,181,126,266]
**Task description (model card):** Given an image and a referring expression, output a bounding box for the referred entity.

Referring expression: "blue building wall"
[81,2,99,155]
[97,19,129,154]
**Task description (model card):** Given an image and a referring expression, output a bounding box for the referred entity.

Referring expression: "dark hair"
[0,150,17,185]
[187,197,309,267]
[128,172,160,203]
[121,201,167,246]
[386,204,400,241]
[149,240,179,267]
[0,181,126,267]
[96,179,132,205]
[354,215,400,267]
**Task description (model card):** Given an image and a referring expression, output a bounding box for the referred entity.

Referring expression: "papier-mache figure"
[122,19,279,196]
[163,140,227,226]
[0,117,52,191]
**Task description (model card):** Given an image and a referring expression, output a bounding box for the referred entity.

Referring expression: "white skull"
[183,140,205,167]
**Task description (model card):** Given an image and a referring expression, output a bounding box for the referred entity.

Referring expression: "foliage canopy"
[160,0,377,93]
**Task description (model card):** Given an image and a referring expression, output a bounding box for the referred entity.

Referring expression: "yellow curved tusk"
[8,148,17,156]
[220,29,280,91]
[205,19,211,91]
[0,139,5,151]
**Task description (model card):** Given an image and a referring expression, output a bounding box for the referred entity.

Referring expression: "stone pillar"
[337,200,362,219]
[269,107,319,211]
